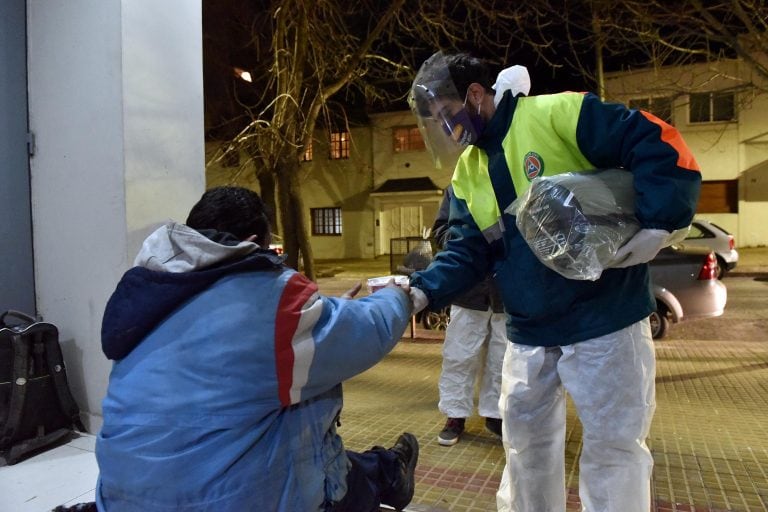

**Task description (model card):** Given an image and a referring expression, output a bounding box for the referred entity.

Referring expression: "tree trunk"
[276,161,315,280]
[256,170,278,232]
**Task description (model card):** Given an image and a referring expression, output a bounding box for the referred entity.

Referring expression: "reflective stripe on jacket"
[97,263,411,511]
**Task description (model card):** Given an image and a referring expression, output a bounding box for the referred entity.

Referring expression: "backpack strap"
[0,333,30,448]
[39,324,86,432]
[0,310,39,327]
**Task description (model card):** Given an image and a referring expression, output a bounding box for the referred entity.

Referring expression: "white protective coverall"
[433,186,508,421]
[496,320,656,512]
[439,303,508,419]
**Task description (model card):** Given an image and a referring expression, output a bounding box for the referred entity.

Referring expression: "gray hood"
[134,222,261,272]
[103,223,284,360]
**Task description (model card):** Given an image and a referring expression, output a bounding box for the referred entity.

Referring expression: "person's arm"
[273,272,411,406]
[575,92,701,231]
[573,93,702,266]
[410,191,492,310]
[432,186,452,249]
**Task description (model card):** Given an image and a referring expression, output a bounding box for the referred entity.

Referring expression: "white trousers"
[496,319,656,512]
[438,304,508,419]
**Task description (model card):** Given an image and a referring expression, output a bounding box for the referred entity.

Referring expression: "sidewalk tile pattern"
[339,337,768,512]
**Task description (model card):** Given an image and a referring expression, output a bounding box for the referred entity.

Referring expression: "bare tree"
[612,1,767,82]
[203,0,553,279]
[561,1,768,92]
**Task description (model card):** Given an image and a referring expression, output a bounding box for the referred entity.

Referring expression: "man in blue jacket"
[408,52,701,512]
[96,186,419,512]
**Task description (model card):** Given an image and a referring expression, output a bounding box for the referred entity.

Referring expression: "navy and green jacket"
[410,91,701,346]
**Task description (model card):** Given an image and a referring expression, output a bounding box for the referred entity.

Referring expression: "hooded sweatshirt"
[96,223,411,511]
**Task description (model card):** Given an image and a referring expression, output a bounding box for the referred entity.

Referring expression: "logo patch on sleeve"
[523,151,544,181]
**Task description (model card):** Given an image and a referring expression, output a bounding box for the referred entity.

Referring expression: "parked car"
[421,245,727,340]
[680,219,738,278]
[647,245,727,339]
[268,234,284,255]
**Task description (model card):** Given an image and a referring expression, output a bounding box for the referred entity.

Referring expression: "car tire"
[422,306,450,331]
[649,302,669,340]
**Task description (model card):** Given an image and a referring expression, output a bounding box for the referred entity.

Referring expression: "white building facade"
[604,58,768,248]
[209,57,768,262]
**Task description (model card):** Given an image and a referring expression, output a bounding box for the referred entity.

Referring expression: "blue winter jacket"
[96,224,411,511]
[411,91,701,346]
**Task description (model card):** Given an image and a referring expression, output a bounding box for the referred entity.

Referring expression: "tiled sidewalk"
[2,255,766,512]
[339,339,505,512]
[316,256,768,512]
[650,339,768,511]
[338,336,768,512]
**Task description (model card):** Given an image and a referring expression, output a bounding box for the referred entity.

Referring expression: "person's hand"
[381,279,428,313]
[383,278,411,298]
[610,229,671,268]
[340,281,362,299]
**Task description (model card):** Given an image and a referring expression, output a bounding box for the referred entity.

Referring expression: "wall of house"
[737,66,768,246]
[605,59,768,247]
[301,126,376,259]
[369,112,449,256]
[27,0,204,432]
[205,110,452,260]
[369,111,449,188]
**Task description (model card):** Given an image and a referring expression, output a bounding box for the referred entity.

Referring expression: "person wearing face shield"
[407,52,701,512]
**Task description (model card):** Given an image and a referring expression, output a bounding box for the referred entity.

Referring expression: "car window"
[708,222,731,236]
[686,224,713,239]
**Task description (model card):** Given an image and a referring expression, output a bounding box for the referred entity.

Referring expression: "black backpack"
[0,310,85,465]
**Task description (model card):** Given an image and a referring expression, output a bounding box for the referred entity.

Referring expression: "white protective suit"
[439,304,508,419]
[496,320,656,512]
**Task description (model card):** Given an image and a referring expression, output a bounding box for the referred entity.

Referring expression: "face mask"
[443,99,485,146]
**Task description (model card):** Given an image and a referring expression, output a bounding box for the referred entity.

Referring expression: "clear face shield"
[409,52,483,169]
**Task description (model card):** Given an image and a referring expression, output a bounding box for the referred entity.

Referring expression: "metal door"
[0,0,36,314]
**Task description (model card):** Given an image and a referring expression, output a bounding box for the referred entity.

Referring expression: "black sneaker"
[437,417,465,446]
[485,417,502,439]
[382,432,419,511]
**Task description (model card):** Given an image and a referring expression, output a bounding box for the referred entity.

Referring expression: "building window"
[311,207,343,235]
[329,131,350,159]
[302,140,313,162]
[689,92,736,123]
[393,126,426,152]
[628,96,673,124]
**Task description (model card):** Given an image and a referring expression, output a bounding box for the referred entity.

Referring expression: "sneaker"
[437,417,465,446]
[382,432,419,511]
[485,417,502,439]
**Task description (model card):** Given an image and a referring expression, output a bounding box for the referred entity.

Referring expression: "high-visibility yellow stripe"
[451,93,594,234]
[452,148,499,231]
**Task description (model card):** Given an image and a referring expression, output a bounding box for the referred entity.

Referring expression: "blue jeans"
[331,447,401,512]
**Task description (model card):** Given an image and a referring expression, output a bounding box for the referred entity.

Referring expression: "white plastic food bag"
[507,168,640,281]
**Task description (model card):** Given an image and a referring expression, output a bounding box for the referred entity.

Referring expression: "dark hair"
[186,186,271,242]
[445,53,496,98]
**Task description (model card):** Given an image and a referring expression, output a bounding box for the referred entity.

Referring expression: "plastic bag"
[507,168,641,281]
